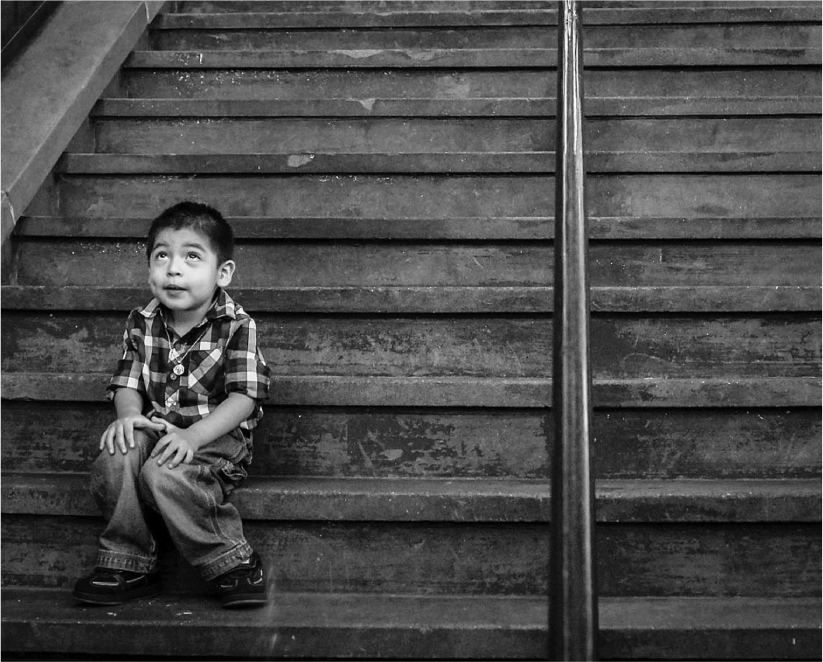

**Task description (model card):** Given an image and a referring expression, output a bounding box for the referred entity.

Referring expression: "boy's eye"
[187,252,201,260]
[154,251,168,260]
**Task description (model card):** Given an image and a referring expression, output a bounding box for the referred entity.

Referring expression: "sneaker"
[211,551,268,608]
[73,568,161,605]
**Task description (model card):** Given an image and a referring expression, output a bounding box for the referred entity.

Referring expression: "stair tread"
[3,472,819,522]
[3,373,819,408]
[57,151,821,174]
[93,96,823,117]
[2,588,820,659]
[153,5,821,28]
[124,46,822,68]
[3,284,821,313]
[14,215,823,240]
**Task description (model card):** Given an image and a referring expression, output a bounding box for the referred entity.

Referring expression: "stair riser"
[90,118,819,157]
[166,0,823,16]
[3,402,820,480]
[149,24,820,52]
[153,27,553,51]
[28,174,821,223]
[11,241,822,288]
[3,312,819,380]
[120,69,550,100]
[13,215,823,241]
[117,68,822,101]
[124,46,821,69]
[96,118,555,154]
[3,515,819,597]
[173,0,549,11]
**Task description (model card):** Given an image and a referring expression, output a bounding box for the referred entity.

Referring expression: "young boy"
[73,201,271,608]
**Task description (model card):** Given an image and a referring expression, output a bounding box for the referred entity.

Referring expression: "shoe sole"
[73,583,161,605]
[221,594,268,608]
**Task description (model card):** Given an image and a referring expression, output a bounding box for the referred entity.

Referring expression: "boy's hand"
[100,414,165,456]
[151,421,202,469]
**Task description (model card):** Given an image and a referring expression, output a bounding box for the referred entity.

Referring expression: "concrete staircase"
[2,1,821,658]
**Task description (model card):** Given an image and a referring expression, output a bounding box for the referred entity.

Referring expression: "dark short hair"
[146,201,234,264]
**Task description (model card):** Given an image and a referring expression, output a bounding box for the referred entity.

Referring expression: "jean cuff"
[96,549,157,575]
[197,541,253,581]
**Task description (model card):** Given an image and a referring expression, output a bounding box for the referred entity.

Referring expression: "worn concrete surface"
[1,1,165,245]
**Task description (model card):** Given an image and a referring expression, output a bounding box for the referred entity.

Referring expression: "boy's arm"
[113,386,145,417]
[151,392,256,469]
[100,387,165,455]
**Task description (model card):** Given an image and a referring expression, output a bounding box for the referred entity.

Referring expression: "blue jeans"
[90,427,253,581]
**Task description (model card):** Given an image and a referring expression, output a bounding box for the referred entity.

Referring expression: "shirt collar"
[139,288,237,322]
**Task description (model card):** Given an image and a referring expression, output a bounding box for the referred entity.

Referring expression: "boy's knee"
[90,429,155,491]
[139,460,192,509]
[92,445,143,483]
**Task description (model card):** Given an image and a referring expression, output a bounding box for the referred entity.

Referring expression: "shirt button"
[169,372,178,381]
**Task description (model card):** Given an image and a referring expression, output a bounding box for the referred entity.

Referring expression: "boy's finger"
[168,446,191,470]
[150,435,169,458]
[124,424,136,450]
[137,417,165,431]
[155,438,175,465]
[167,449,180,469]
[116,425,128,455]
[101,428,114,455]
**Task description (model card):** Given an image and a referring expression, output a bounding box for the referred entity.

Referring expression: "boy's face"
[147,227,234,320]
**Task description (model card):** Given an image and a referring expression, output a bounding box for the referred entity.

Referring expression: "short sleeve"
[106,310,147,401]
[223,316,270,403]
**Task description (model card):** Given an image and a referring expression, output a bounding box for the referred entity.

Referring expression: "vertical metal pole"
[550,0,597,660]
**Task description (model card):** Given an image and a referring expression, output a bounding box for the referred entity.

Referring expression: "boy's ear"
[217,260,236,287]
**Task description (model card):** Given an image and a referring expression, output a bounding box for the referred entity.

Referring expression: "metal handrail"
[549,1,598,659]
[0,0,61,69]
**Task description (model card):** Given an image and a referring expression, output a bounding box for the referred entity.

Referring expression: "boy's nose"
[167,257,182,275]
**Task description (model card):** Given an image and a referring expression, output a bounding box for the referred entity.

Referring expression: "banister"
[549,1,598,660]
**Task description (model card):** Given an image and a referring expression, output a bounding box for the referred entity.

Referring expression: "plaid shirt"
[107,288,270,444]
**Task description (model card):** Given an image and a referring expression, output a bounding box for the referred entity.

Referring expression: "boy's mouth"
[164,285,186,292]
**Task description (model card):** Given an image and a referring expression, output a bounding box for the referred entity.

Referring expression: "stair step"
[14,214,823,240]
[171,0,811,11]
[35,174,821,228]
[2,284,821,313]
[3,473,819,522]
[126,48,563,70]
[155,26,556,51]
[3,401,820,480]
[3,589,819,660]
[3,478,820,595]
[154,4,821,28]
[57,150,821,174]
[124,43,821,68]
[93,95,823,117]
[90,117,567,155]
[10,240,821,291]
[3,373,819,408]
[5,513,820,598]
[147,24,819,55]
[57,151,554,174]
[87,118,819,161]
[157,9,555,29]
[116,68,821,103]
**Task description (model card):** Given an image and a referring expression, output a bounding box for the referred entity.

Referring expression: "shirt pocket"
[187,347,225,395]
